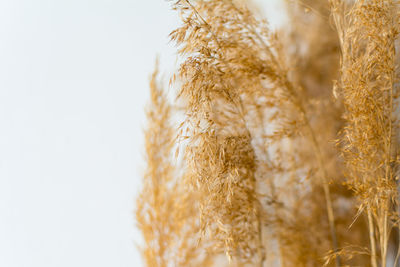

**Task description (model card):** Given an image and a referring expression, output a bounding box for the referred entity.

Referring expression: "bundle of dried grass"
[136,0,400,266]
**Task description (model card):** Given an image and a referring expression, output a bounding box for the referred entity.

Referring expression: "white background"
[0,1,283,266]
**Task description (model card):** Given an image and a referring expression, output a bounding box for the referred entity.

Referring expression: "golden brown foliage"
[137,0,400,266]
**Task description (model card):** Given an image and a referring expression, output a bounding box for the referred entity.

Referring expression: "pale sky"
[0,1,284,266]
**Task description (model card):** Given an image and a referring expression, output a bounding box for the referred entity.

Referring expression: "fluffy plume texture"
[170,0,264,261]
[136,0,400,266]
[331,0,400,266]
[136,66,216,267]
